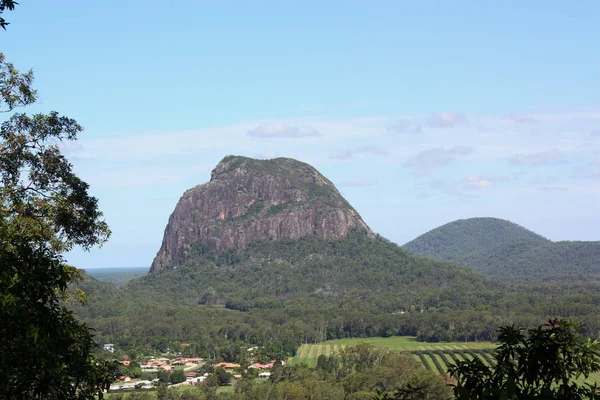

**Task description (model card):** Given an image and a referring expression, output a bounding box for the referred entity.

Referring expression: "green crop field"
[288,336,495,367]
[288,336,600,385]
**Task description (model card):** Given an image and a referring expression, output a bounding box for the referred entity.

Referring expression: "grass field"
[288,336,495,367]
[288,336,600,385]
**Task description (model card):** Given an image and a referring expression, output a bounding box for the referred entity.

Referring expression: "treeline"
[71,231,600,361]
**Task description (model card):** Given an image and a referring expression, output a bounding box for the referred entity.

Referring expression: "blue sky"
[2,1,599,268]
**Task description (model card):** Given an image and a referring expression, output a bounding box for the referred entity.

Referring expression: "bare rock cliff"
[150,156,372,272]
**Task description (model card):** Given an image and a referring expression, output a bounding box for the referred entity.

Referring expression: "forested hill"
[134,230,494,310]
[403,217,600,281]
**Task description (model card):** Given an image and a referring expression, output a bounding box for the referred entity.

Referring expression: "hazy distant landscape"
[86,267,148,285]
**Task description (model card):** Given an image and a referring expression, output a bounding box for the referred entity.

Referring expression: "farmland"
[288,336,495,368]
[288,336,600,386]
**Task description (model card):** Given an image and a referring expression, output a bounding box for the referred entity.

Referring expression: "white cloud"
[503,113,538,124]
[330,146,389,160]
[463,175,507,189]
[387,121,422,134]
[405,146,473,171]
[247,124,321,138]
[535,186,568,192]
[426,112,467,128]
[510,148,564,165]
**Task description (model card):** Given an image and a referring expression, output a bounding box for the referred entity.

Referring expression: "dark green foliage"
[69,225,600,362]
[0,53,112,399]
[449,319,600,399]
[403,217,600,281]
[158,370,170,383]
[416,353,432,371]
[169,369,186,384]
[214,367,232,386]
[0,0,16,30]
[143,230,492,307]
[427,352,445,374]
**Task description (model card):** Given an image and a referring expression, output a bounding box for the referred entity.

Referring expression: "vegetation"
[105,345,450,400]
[0,0,16,30]
[0,52,113,398]
[449,319,600,399]
[289,336,495,367]
[403,217,600,281]
[69,228,600,369]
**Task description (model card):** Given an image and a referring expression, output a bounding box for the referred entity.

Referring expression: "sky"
[2,1,599,268]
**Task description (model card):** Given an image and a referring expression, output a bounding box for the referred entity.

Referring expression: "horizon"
[2,1,599,268]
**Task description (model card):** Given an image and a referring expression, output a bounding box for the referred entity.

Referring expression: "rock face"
[150,156,373,273]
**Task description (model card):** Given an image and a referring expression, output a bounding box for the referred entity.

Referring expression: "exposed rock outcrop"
[150,156,372,273]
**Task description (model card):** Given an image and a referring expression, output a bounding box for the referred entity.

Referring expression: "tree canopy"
[403,217,600,281]
[0,0,17,30]
[449,319,600,399]
[0,52,113,399]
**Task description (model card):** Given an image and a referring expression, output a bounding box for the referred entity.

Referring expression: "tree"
[449,319,600,399]
[0,53,112,399]
[0,0,17,30]
[214,367,232,386]
[158,370,171,383]
[169,369,186,384]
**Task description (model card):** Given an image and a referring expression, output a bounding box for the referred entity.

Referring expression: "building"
[102,344,115,353]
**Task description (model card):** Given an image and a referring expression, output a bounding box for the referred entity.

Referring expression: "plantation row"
[409,349,496,374]
[289,339,600,386]
[289,340,496,367]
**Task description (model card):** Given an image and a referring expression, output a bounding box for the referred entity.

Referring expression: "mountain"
[403,217,600,280]
[151,156,372,273]
[71,159,600,355]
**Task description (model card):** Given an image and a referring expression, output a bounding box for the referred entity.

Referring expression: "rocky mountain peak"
[150,156,373,273]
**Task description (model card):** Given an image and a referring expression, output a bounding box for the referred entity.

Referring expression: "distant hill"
[403,217,600,280]
[85,267,147,286]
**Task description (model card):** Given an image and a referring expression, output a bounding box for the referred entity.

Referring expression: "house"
[102,344,115,353]
[249,360,278,370]
[119,360,130,366]
[187,376,206,384]
[180,357,203,364]
[161,365,174,371]
[146,360,165,368]
[258,372,271,378]
[215,362,240,370]
[184,371,197,377]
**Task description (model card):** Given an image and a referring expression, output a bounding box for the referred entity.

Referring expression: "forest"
[403,217,600,280]
[71,230,600,365]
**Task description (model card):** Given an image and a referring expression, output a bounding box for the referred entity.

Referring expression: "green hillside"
[72,230,600,361]
[403,217,600,280]
[135,230,492,308]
